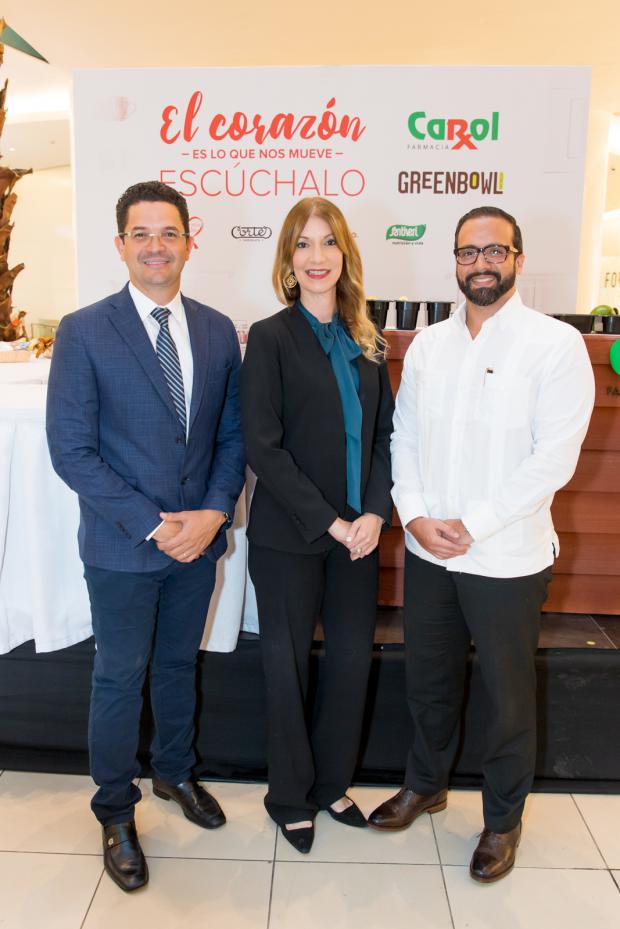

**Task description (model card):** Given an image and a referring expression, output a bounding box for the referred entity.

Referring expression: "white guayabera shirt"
[391,292,596,578]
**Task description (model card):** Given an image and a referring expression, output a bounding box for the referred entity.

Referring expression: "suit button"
[181,477,190,485]
[176,436,185,445]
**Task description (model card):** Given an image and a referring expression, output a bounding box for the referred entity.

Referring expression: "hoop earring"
[284,273,297,289]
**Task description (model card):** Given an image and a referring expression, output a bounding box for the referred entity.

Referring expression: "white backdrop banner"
[73,65,590,322]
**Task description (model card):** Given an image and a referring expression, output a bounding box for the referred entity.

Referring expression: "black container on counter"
[602,315,620,334]
[395,300,421,330]
[366,299,389,329]
[552,314,594,333]
[426,302,453,326]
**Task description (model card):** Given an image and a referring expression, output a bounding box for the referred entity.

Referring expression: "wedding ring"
[346,536,352,543]
[355,546,362,554]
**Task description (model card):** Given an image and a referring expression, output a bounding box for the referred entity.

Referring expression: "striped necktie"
[151,307,187,432]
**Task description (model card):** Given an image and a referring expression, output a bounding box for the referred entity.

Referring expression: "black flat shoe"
[152,778,226,829]
[281,823,315,854]
[102,821,148,892]
[327,798,367,828]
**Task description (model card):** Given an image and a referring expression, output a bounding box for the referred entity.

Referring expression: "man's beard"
[457,268,516,306]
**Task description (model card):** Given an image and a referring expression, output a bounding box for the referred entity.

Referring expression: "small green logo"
[386,224,426,242]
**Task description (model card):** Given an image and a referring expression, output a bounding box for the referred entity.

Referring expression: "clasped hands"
[406,517,473,560]
[152,509,227,563]
[328,513,384,561]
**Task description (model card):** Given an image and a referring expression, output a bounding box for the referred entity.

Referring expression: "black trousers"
[249,542,378,825]
[403,551,552,833]
[84,557,216,825]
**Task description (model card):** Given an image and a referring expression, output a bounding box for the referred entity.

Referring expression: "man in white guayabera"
[368,206,595,883]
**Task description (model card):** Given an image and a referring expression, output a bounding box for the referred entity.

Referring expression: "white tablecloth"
[0,372,254,654]
[0,356,51,384]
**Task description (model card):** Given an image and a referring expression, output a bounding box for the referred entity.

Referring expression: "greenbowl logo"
[386,224,426,242]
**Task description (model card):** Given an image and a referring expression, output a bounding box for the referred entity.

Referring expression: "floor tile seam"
[0,849,102,857]
[79,866,104,929]
[430,814,456,929]
[142,854,276,863]
[0,848,277,863]
[569,793,611,868]
[610,870,620,893]
[591,616,617,649]
[274,859,443,867]
[265,827,278,929]
[440,862,615,871]
[429,808,447,864]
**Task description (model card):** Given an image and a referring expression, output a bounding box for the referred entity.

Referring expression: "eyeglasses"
[118,230,190,244]
[454,244,520,265]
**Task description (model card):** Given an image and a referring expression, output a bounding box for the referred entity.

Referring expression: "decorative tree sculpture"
[0,18,48,341]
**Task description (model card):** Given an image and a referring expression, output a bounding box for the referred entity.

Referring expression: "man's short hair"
[116,181,190,234]
[454,206,523,254]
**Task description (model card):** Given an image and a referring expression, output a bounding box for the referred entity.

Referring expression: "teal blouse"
[297,302,363,513]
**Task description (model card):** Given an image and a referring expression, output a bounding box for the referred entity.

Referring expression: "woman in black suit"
[240,197,393,853]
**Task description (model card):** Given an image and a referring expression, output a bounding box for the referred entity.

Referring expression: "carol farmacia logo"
[386,224,426,244]
[407,111,499,151]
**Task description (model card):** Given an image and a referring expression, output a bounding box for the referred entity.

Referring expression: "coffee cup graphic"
[98,97,137,121]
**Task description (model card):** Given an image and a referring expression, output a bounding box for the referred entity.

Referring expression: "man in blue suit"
[46,181,245,892]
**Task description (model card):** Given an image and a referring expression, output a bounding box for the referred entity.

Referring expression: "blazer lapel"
[184,295,211,434]
[107,284,179,424]
[357,353,375,410]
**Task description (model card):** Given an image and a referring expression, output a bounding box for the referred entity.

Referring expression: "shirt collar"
[453,290,523,333]
[128,282,185,324]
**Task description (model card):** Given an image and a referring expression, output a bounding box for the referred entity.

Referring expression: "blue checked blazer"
[46,283,245,572]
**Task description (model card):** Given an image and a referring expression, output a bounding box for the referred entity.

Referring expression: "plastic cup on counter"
[425,301,453,326]
[366,299,389,329]
[395,300,421,330]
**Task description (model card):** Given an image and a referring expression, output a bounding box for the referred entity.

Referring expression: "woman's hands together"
[328,514,384,561]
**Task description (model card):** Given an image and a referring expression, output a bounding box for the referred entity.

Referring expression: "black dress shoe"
[152,778,226,829]
[102,821,148,892]
[368,787,448,831]
[281,823,315,854]
[327,798,367,828]
[470,822,522,883]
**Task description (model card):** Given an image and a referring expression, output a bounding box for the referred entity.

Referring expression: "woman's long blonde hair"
[272,197,386,362]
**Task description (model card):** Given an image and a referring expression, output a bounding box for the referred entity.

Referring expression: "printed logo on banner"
[231,225,273,240]
[397,171,504,196]
[406,112,500,151]
[158,94,368,201]
[386,224,426,244]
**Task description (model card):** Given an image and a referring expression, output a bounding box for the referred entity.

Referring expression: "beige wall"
[602,215,620,256]
[9,167,77,323]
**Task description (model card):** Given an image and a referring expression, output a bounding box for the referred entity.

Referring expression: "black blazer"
[240,306,394,554]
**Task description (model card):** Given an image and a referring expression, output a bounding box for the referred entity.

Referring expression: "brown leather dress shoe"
[368,787,448,831]
[470,822,522,883]
[152,778,226,829]
[102,821,148,892]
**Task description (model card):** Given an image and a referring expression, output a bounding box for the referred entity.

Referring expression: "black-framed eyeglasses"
[454,244,520,265]
[118,230,190,244]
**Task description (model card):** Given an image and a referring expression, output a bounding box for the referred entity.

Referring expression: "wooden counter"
[379,331,620,614]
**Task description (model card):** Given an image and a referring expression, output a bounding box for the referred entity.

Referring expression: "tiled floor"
[0,771,618,928]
